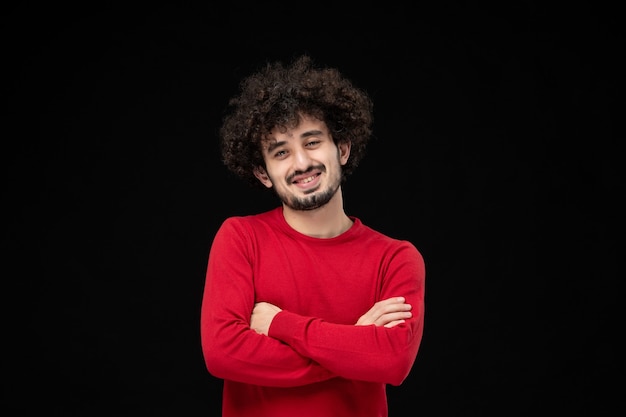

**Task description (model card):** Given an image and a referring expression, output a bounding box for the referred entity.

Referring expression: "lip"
[292,172,321,190]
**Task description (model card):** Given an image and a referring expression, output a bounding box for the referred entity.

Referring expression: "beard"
[272,164,342,211]
[278,182,340,211]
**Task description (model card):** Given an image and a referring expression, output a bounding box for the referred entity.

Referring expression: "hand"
[250,301,282,335]
[355,297,412,328]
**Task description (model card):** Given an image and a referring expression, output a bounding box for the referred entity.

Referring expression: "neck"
[282,187,353,238]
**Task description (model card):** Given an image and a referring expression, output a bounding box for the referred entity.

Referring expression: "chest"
[252,238,382,323]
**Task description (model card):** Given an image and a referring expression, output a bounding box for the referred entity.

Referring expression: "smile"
[293,173,320,184]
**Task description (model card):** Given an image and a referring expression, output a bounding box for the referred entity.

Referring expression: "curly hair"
[219,55,374,188]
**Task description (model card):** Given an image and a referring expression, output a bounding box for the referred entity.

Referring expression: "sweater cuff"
[268,310,311,344]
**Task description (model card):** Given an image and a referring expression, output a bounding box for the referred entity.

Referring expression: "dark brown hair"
[219,55,374,187]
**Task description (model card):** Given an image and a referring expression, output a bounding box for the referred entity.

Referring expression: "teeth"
[301,175,316,184]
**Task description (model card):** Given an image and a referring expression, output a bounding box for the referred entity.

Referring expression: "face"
[254,115,351,211]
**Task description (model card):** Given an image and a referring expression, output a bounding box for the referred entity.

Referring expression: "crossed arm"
[250,296,413,336]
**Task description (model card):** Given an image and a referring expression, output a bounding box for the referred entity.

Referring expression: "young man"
[201,55,426,417]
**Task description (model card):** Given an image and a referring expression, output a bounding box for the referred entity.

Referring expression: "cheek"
[268,160,291,176]
[265,165,288,187]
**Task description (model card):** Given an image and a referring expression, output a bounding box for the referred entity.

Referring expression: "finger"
[380,302,412,315]
[376,311,412,326]
[379,297,405,306]
[372,298,410,313]
[383,319,405,328]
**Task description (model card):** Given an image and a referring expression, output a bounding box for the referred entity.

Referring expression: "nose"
[292,147,312,171]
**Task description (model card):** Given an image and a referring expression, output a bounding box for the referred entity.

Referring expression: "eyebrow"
[265,130,324,153]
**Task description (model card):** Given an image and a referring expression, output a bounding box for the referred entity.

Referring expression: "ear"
[338,141,351,165]
[253,166,273,188]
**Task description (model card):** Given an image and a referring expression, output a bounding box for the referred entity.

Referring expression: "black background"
[4,2,623,416]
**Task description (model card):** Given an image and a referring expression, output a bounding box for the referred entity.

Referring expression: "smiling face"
[254,114,351,211]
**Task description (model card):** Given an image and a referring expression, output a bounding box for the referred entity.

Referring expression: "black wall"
[5,2,622,416]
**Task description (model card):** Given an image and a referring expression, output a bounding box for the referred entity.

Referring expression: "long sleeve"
[201,208,426,392]
[268,242,425,386]
[200,217,335,387]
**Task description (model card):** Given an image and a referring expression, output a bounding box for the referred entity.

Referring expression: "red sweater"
[201,207,425,417]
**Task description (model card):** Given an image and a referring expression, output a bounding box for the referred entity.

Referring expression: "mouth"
[295,174,319,184]
[292,172,321,189]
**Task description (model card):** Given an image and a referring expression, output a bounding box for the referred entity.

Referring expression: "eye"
[305,140,321,148]
[273,149,288,159]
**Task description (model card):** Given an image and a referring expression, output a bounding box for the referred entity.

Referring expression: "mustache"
[286,165,325,183]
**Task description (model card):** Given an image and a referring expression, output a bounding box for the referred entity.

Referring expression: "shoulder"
[354,219,424,261]
[354,219,412,245]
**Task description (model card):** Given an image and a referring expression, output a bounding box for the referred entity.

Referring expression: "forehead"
[263,116,328,145]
